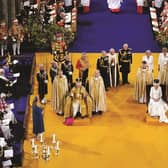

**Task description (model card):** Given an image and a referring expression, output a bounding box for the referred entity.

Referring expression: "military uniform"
[118,48,132,84]
[10,20,24,56]
[36,71,48,101]
[62,60,73,89]
[97,56,110,89]
[49,66,58,83]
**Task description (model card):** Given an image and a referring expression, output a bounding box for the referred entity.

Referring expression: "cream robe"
[158,53,168,70]
[64,86,92,118]
[52,75,68,114]
[89,76,106,112]
[134,67,153,103]
[159,64,168,100]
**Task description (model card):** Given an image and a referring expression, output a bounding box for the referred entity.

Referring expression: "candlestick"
[56,141,60,150]
[34,145,38,154]
[47,146,50,155]
[31,138,35,148]
[52,134,56,144]
[40,134,43,143]
[34,145,39,159]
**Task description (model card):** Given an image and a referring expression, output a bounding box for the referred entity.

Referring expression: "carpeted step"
[73,118,91,126]
[145,113,168,125]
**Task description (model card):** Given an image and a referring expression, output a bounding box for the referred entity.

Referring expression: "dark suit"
[62,60,73,89]
[36,71,48,101]
[97,56,109,89]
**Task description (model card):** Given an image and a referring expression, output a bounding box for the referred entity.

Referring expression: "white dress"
[148,86,168,123]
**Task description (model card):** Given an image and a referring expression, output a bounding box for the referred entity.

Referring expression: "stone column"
[16,0,24,14]
[8,0,16,26]
[1,0,8,23]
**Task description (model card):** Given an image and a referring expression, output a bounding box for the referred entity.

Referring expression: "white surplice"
[148,86,168,123]
[64,0,72,7]
[136,0,145,6]
[108,53,118,87]
[158,53,168,70]
[81,0,90,6]
[107,0,122,10]
[142,55,154,72]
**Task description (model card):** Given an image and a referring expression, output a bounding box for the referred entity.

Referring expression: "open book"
[13,73,20,78]
[4,148,14,158]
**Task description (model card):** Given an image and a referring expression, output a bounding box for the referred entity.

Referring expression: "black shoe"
[98,111,103,115]
[92,111,97,115]
[57,113,64,116]
[126,82,130,84]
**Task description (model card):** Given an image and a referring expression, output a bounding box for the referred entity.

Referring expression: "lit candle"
[31,139,35,147]
[34,145,38,153]
[52,134,56,144]
[56,141,60,150]
[40,134,43,143]
[47,146,50,155]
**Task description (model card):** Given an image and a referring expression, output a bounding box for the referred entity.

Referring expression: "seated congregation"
[0,57,27,167]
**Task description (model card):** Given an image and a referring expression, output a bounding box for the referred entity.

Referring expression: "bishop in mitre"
[89,70,106,114]
[64,78,92,119]
[134,61,153,103]
[159,61,168,101]
[52,70,68,115]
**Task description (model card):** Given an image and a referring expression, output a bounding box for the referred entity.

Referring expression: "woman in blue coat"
[32,96,44,138]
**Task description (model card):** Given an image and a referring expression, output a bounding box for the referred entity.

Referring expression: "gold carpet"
[23,52,168,168]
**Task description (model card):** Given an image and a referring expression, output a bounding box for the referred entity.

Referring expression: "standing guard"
[97,50,110,90]
[9,19,24,56]
[0,21,8,57]
[118,43,132,85]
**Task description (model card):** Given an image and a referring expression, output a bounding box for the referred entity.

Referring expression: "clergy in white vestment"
[64,0,72,7]
[81,0,90,13]
[142,50,154,72]
[107,0,122,13]
[81,0,90,6]
[52,70,69,115]
[159,61,168,101]
[136,0,145,14]
[148,79,168,123]
[155,0,164,8]
[108,48,119,87]
[134,61,153,104]
[89,70,106,114]
[158,47,168,71]
[155,0,164,15]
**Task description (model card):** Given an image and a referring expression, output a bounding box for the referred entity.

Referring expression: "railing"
[23,53,36,136]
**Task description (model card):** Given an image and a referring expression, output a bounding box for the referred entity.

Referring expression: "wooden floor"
[23,52,168,168]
